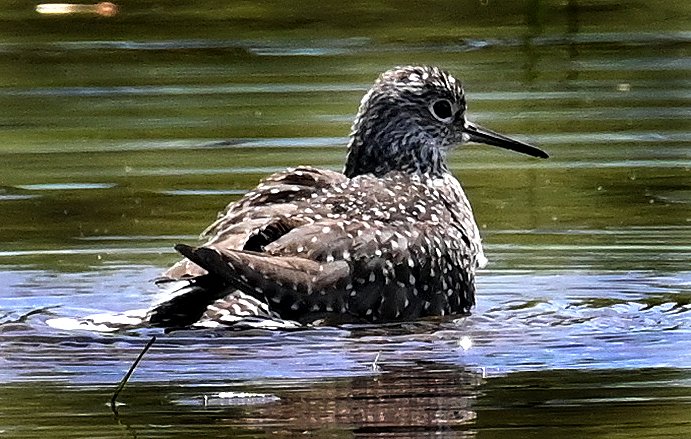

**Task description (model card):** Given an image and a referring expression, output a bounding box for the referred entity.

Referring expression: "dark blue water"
[1,0,690,437]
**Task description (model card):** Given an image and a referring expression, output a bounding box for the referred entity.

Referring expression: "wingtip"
[173,244,232,283]
[174,243,195,258]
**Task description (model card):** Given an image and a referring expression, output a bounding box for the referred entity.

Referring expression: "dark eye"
[430,99,454,122]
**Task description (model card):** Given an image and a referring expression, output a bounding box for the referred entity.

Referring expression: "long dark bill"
[464,121,549,159]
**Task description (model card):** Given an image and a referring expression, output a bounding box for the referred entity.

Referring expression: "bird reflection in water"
[244,365,481,436]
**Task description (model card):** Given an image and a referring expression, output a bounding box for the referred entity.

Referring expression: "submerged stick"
[111,336,157,413]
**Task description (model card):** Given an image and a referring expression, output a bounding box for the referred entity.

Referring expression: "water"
[1,0,690,437]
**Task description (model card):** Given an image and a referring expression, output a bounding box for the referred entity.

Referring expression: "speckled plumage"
[147,66,548,329]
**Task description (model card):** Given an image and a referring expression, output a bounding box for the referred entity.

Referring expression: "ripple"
[14,183,116,191]
[172,391,281,407]
[75,235,196,242]
[0,194,40,201]
[1,267,689,383]
[0,84,365,98]
[0,247,172,258]
[157,189,248,196]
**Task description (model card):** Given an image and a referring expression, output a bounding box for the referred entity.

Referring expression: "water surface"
[1,0,690,437]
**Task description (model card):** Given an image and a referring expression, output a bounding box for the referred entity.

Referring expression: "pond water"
[1,1,690,437]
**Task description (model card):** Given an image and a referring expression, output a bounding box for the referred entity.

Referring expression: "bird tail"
[149,276,301,330]
[46,277,300,332]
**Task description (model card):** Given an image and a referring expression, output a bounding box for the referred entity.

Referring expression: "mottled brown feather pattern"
[154,167,482,325]
[146,65,546,329]
[159,167,344,282]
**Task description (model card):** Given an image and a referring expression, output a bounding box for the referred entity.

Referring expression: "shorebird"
[147,65,548,329]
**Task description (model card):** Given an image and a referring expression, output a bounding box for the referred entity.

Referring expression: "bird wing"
[162,172,476,323]
[158,166,347,281]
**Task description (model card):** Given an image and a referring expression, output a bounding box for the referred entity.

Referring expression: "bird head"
[344,65,548,178]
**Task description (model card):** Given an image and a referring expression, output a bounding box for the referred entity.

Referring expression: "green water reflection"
[0,0,689,437]
[1,367,689,438]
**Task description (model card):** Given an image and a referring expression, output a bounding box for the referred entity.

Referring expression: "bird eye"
[430,99,454,122]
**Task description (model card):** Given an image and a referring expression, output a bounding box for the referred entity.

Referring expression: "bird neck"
[343,120,449,179]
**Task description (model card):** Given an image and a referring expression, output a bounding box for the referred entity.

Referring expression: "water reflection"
[232,366,480,436]
[1,365,688,438]
[35,2,118,17]
[1,0,690,436]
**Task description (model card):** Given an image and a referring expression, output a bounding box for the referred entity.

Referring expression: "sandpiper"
[147,65,548,329]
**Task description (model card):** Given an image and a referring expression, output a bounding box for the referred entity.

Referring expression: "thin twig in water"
[111,336,156,413]
[371,351,381,372]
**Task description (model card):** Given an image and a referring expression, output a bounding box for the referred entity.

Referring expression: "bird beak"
[463,121,549,159]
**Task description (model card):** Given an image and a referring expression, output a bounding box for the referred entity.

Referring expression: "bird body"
[147,66,548,329]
